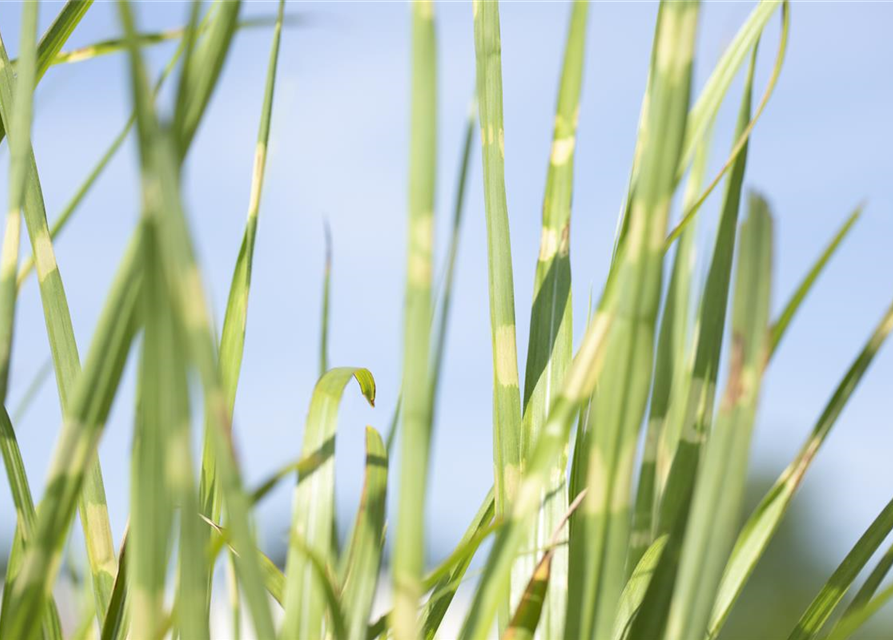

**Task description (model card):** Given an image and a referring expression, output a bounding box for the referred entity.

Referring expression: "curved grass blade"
[566,4,699,639]
[787,496,893,640]
[518,5,588,635]
[708,296,893,639]
[665,192,773,640]
[340,427,388,640]
[392,2,437,637]
[0,21,118,622]
[281,367,376,639]
[665,1,789,246]
[677,0,779,179]
[99,528,129,640]
[769,204,862,355]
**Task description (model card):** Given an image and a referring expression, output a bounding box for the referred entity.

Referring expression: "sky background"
[2,0,893,610]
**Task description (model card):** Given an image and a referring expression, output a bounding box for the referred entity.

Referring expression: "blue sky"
[2,1,893,573]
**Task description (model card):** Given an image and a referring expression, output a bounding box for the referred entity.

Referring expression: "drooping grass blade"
[281,368,376,638]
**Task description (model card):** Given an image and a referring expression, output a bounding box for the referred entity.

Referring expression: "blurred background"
[1,1,892,636]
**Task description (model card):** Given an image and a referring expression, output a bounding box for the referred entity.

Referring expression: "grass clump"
[1,1,892,639]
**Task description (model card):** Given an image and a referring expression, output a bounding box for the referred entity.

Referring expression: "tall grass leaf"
[769,204,862,355]
[787,496,893,640]
[518,4,588,636]
[340,427,388,640]
[567,4,699,639]
[392,1,437,637]
[708,297,893,639]
[281,367,376,638]
[0,21,119,621]
[665,1,789,246]
[665,192,772,640]
[471,2,523,537]
[628,117,712,573]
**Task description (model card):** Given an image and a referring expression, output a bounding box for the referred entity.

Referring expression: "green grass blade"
[518,4,588,636]
[708,297,893,639]
[769,204,862,355]
[665,1,789,246]
[611,535,669,640]
[340,427,388,640]
[0,0,94,146]
[392,1,437,637]
[824,581,893,640]
[100,530,129,640]
[787,496,893,640]
[665,192,773,640]
[677,0,778,178]
[0,20,118,622]
[320,221,332,376]
[503,490,585,640]
[421,488,496,640]
[566,4,699,639]
[656,42,757,540]
[0,234,142,640]
[458,226,617,639]
[116,2,275,633]
[829,540,893,639]
[281,367,376,639]
[472,0,522,530]
[627,116,712,573]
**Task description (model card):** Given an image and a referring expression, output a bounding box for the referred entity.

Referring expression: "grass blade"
[824,582,893,640]
[281,367,376,639]
[708,296,893,639]
[787,496,893,640]
[340,427,388,640]
[828,540,893,639]
[518,4,588,636]
[769,204,862,355]
[392,1,437,637]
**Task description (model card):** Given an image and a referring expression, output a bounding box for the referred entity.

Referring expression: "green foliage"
[0,2,890,640]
